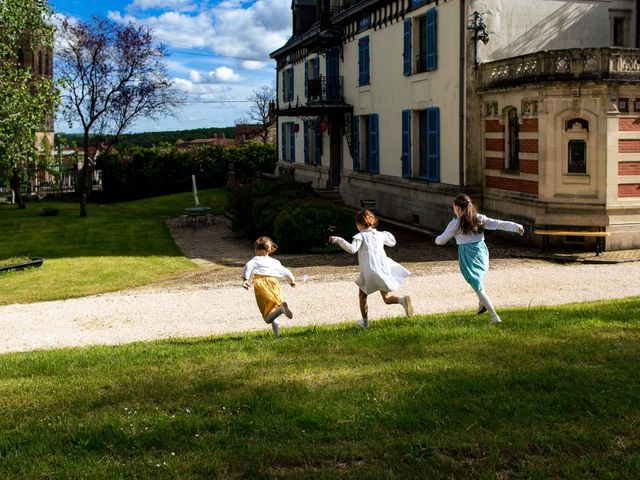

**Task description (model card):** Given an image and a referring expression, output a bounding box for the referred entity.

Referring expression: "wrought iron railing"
[307,75,344,103]
[479,48,640,89]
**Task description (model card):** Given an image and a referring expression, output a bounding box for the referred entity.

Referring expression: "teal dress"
[458,240,489,292]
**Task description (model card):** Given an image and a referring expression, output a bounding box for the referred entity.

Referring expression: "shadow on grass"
[0,299,638,477]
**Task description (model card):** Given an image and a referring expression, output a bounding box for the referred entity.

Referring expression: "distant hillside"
[56,127,236,148]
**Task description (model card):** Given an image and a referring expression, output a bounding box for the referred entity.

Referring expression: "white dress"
[333,229,409,294]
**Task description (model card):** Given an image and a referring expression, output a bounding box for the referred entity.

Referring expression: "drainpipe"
[637,0,640,47]
[459,0,466,190]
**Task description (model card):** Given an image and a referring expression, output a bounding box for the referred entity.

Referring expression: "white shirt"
[435,214,523,245]
[333,229,409,294]
[242,255,296,284]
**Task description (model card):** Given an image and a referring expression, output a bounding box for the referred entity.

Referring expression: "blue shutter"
[426,8,437,71]
[303,121,309,164]
[402,110,412,178]
[281,122,286,160]
[426,107,440,181]
[369,114,379,173]
[403,19,412,76]
[326,48,339,77]
[358,37,370,85]
[281,70,286,101]
[315,123,322,166]
[352,116,360,171]
[313,57,320,81]
[289,122,296,162]
[304,62,308,97]
[289,68,295,101]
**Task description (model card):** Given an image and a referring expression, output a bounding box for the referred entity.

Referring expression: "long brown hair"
[454,194,484,234]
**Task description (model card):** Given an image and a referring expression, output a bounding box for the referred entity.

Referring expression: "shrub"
[273,200,356,253]
[42,207,59,216]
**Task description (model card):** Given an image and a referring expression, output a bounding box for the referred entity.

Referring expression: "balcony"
[479,48,640,90]
[307,75,344,103]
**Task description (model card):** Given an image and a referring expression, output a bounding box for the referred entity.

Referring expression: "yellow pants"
[253,275,284,322]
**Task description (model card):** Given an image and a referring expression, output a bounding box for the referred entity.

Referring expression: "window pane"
[568,140,586,173]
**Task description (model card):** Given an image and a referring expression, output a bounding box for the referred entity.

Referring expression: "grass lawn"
[0,298,638,478]
[0,189,229,305]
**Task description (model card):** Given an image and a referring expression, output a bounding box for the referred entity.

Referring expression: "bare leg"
[358,289,369,328]
[379,291,400,304]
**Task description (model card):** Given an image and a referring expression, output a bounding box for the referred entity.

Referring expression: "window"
[568,140,586,174]
[618,98,629,113]
[358,36,370,86]
[38,51,43,75]
[418,107,440,181]
[281,122,296,162]
[305,57,320,99]
[351,114,379,173]
[45,53,50,76]
[17,48,24,66]
[281,67,294,102]
[506,107,520,171]
[403,8,437,76]
[304,119,322,165]
[565,118,589,175]
[610,10,631,47]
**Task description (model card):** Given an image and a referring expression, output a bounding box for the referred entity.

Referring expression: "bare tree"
[57,16,184,217]
[247,85,275,144]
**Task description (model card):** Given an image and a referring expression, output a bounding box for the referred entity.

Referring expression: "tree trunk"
[79,131,89,217]
[10,170,25,209]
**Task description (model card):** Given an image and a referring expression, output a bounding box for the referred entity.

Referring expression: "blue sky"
[51,0,291,133]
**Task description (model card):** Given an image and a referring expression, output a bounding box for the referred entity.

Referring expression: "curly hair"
[454,194,484,235]
[254,236,278,254]
[355,209,378,229]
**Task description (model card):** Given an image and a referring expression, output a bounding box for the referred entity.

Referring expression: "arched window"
[45,53,50,76]
[38,51,43,75]
[506,107,519,171]
[17,48,24,66]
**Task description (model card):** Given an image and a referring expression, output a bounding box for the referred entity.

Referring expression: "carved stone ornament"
[485,101,499,117]
[521,98,539,117]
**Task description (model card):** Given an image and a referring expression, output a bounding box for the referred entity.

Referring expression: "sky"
[51,0,292,133]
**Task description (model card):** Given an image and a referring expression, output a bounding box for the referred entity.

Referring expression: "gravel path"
[1,259,638,354]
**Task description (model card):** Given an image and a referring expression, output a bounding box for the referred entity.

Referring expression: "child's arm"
[279,265,297,286]
[329,235,363,254]
[382,231,397,247]
[242,260,254,289]
[435,219,459,245]
[479,215,524,235]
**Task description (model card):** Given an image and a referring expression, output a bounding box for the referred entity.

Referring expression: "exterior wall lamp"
[468,11,490,70]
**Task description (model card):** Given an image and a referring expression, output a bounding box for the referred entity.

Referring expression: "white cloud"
[188,66,244,84]
[128,0,197,12]
[241,60,269,70]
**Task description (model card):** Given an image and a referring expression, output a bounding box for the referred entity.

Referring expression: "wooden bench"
[534,229,610,256]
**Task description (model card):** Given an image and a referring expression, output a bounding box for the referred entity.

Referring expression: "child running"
[435,193,524,324]
[329,210,413,328]
[242,236,296,337]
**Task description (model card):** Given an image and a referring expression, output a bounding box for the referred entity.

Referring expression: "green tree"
[0,0,57,208]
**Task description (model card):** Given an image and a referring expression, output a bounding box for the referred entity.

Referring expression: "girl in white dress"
[435,194,524,324]
[330,210,413,328]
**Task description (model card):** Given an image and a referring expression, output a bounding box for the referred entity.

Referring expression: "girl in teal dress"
[435,194,524,324]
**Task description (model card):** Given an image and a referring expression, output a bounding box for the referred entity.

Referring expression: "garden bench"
[534,228,610,256]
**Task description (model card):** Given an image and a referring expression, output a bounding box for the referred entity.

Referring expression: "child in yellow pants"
[242,236,296,336]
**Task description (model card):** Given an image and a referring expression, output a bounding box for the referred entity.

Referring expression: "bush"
[41,207,59,216]
[273,200,356,254]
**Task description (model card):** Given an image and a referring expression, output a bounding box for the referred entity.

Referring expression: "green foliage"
[0,0,58,190]
[57,127,236,148]
[99,143,276,202]
[229,178,355,253]
[41,207,59,216]
[0,298,639,477]
[274,200,356,253]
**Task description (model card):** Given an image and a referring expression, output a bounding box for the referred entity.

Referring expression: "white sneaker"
[357,319,368,328]
[282,302,293,319]
[490,316,502,325]
[401,296,414,317]
[271,320,280,337]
